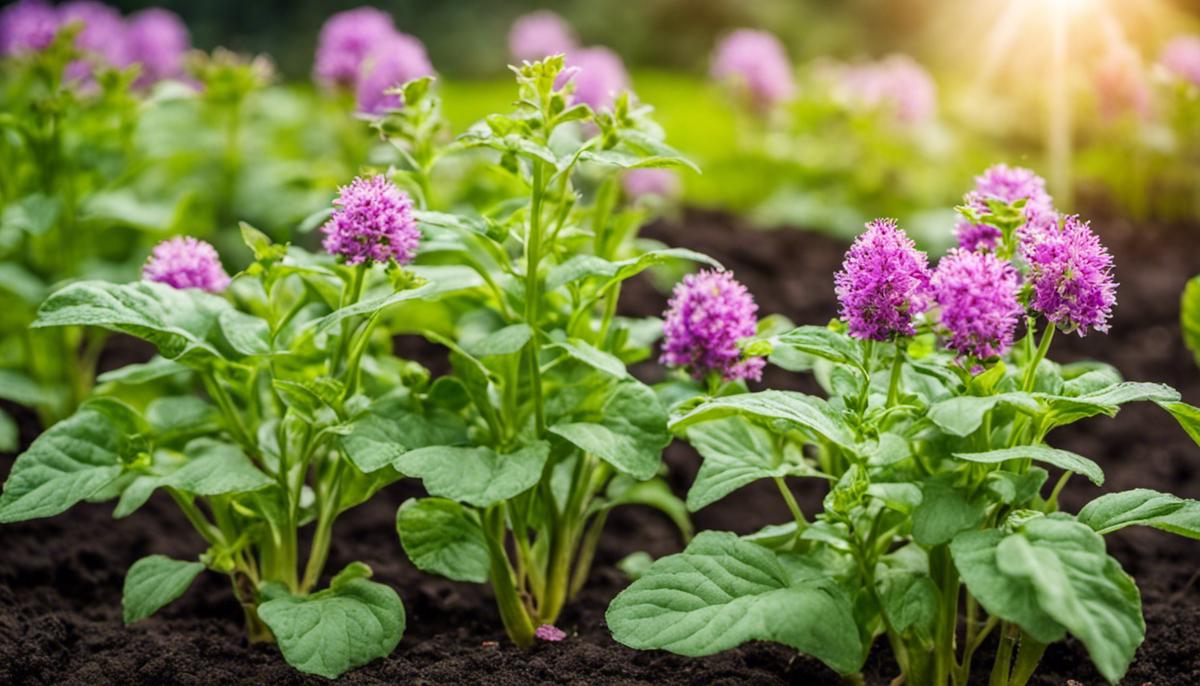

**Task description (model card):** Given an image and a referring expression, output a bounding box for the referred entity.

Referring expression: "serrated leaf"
[606,531,864,674]
[393,441,549,507]
[549,379,669,480]
[396,498,489,583]
[953,445,1104,486]
[684,417,811,510]
[122,555,205,624]
[0,402,138,522]
[257,564,405,679]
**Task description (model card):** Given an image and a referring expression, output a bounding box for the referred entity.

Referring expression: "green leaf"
[462,323,532,358]
[122,555,205,624]
[396,498,489,583]
[339,393,468,473]
[876,569,938,643]
[0,402,139,522]
[985,468,1049,506]
[684,417,812,510]
[32,281,230,361]
[544,248,720,293]
[550,379,669,480]
[1184,275,1200,365]
[912,481,985,546]
[604,476,693,540]
[158,440,273,496]
[1037,382,1180,427]
[1160,401,1200,449]
[669,390,855,451]
[0,409,16,452]
[258,563,405,679]
[551,338,627,377]
[953,445,1104,486]
[217,309,270,356]
[97,356,189,385]
[771,326,863,367]
[606,531,864,674]
[1077,488,1200,538]
[928,393,1039,437]
[393,441,550,507]
[312,281,436,333]
[0,370,53,407]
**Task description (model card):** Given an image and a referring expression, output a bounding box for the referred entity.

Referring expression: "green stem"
[886,345,905,407]
[773,477,809,531]
[1008,632,1047,686]
[301,461,344,592]
[524,161,547,435]
[484,506,537,647]
[989,623,1017,686]
[568,510,608,599]
[1020,324,1055,393]
[1043,471,1072,512]
[933,546,960,686]
[167,489,225,546]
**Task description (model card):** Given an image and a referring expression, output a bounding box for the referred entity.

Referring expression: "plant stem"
[568,510,608,599]
[886,345,905,407]
[1008,632,1047,686]
[933,546,960,686]
[989,623,1017,686]
[1020,324,1055,393]
[524,161,547,435]
[773,477,808,531]
[301,461,344,592]
[484,506,536,647]
[1043,471,1072,512]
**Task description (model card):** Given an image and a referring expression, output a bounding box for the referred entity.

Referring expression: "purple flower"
[534,624,566,642]
[143,237,231,293]
[124,8,189,87]
[1025,215,1117,336]
[661,270,764,382]
[59,1,130,81]
[508,10,576,63]
[0,0,58,56]
[622,169,680,201]
[559,46,629,110]
[321,175,420,266]
[954,164,1057,252]
[831,54,936,125]
[835,219,931,341]
[355,32,435,115]
[931,249,1022,359]
[1094,45,1151,120]
[1161,35,1200,86]
[710,29,795,110]
[313,6,397,89]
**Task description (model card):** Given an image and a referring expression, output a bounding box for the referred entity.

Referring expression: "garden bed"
[2,209,1199,685]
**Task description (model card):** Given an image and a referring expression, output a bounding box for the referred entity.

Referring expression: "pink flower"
[710,29,795,109]
[143,237,231,293]
[661,270,764,382]
[355,32,435,115]
[931,249,1022,359]
[508,11,575,63]
[321,175,420,266]
[622,169,681,201]
[559,46,629,110]
[534,624,566,642]
[1161,35,1200,86]
[0,0,59,56]
[313,6,397,90]
[835,219,931,341]
[125,8,190,87]
[1025,215,1117,336]
[954,164,1057,253]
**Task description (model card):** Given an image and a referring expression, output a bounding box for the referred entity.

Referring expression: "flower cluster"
[0,0,188,85]
[313,6,434,113]
[142,237,231,293]
[661,269,764,382]
[930,249,1022,359]
[710,29,796,110]
[508,10,576,63]
[834,219,931,341]
[321,175,420,266]
[955,164,1057,252]
[1025,215,1117,335]
[828,54,937,126]
[622,169,681,201]
[1160,35,1200,86]
[559,46,629,110]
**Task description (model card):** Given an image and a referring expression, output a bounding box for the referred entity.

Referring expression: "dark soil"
[3,209,1200,685]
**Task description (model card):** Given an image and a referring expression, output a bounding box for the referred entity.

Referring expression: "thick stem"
[568,510,608,599]
[933,546,960,686]
[1008,632,1047,686]
[1020,325,1055,393]
[886,345,905,407]
[989,623,1017,686]
[484,506,537,647]
[301,461,344,592]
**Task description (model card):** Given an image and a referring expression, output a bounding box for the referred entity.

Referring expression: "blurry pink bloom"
[508,10,576,63]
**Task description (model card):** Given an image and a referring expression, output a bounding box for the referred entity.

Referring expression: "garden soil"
[3,208,1199,685]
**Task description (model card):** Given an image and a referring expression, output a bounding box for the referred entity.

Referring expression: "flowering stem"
[1020,324,1055,393]
[886,346,905,407]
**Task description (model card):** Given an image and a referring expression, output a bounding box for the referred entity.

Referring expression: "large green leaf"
[1160,401,1200,449]
[339,393,469,473]
[122,555,205,624]
[544,248,720,292]
[258,563,405,679]
[953,445,1104,486]
[393,441,549,507]
[928,393,1039,437]
[1077,489,1200,539]
[1036,382,1180,428]
[310,281,436,333]
[0,370,54,407]
[669,390,854,451]
[113,440,273,518]
[953,517,1144,684]
[396,498,489,583]
[770,326,863,368]
[0,402,139,522]
[684,417,813,511]
[550,379,668,480]
[606,531,864,674]
[911,481,985,546]
[32,281,232,361]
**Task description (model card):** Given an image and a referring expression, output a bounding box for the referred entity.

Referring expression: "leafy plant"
[608,182,1200,684]
[0,206,466,675]
[382,58,702,646]
[1183,273,1200,367]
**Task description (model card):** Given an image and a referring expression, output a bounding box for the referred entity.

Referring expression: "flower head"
[1160,35,1200,86]
[508,10,575,63]
[143,237,231,293]
[354,32,434,115]
[622,168,681,201]
[534,624,566,642]
[831,54,937,126]
[0,0,59,56]
[931,249,1022,359]
[59,1,129,81]
[313,6,397,89]
[710,29,796,110]
[954,164,1056,252]
[835,219,932,341]
[321,175,419,266]
[124,8,189,87]
[661,270,764,382]
[1025,215,1117,336]
[559,46,629,110]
